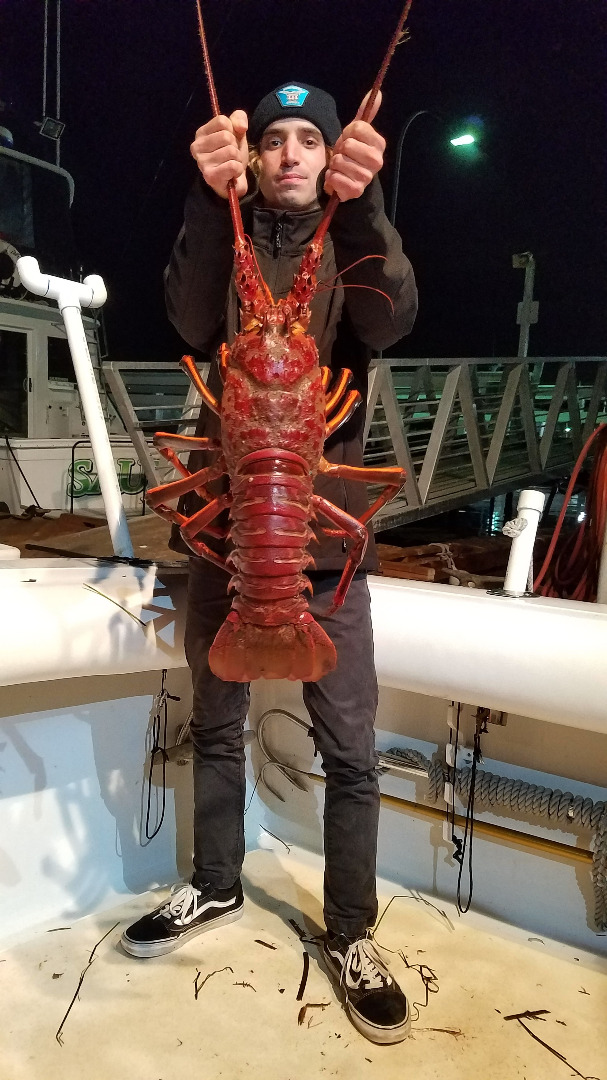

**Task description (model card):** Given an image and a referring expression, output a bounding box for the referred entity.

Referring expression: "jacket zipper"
[272,217,284,258]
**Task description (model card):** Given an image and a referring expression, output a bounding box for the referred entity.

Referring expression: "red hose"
[534,423,607,600]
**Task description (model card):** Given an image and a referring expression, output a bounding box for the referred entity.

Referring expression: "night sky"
[3,0,606,363]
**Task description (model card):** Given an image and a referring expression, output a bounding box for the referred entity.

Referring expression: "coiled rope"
[257,709,607,932]
[425,755,607,931]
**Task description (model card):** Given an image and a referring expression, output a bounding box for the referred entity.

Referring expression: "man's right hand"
[190,111,249,199]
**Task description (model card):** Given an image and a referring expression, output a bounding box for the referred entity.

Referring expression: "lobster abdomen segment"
[207,450,336,682]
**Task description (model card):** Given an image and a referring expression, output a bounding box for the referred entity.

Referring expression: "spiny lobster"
[146,1,412,683]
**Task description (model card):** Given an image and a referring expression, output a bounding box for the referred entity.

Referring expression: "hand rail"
[365,356,607,528]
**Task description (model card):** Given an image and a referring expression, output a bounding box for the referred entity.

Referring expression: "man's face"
[257,120,327,210]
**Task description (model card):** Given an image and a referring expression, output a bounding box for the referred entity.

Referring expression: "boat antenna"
[41,0,63,166]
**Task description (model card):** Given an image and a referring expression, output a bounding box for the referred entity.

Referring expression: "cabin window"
[48,335,76,383]
[0,329,28,436]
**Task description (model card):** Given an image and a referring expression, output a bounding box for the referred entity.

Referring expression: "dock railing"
[102,360,204,487]
[364,357,607,529]
[103,356,607,530]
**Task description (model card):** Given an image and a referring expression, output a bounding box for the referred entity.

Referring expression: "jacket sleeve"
[164,175,237,351]
[328,175,417,351]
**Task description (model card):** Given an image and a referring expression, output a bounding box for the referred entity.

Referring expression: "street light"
[390,110,481,226]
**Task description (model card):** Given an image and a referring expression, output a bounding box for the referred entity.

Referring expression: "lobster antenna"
[360,0,414,125]
[313,0,414,247]
[195,0,272,309]
[195,0,246,248]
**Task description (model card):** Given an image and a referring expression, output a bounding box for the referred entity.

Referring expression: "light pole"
[390,110,478,226]
[390,110,434,226]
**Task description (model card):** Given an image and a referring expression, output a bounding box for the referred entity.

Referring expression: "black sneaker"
[323,931,411,1044]
[121,880,244,958]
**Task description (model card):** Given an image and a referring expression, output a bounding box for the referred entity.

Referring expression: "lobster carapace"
[146,1,413,682]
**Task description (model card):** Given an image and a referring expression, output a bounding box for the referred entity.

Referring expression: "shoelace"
[159,883,204,926]
[340,936,394,991]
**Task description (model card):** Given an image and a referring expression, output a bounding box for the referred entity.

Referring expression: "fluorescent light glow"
[451,133,475,146]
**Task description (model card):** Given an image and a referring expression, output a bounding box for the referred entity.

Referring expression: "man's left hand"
[324,91,385,202]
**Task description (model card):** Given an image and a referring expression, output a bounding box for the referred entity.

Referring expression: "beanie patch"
[275,85,310,108]
[249,82,342,146]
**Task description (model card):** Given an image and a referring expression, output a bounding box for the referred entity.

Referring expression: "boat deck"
[0,511,187,564]
[2,846,605,1080]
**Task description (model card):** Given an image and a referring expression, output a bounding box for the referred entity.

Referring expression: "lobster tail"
[209,610,336,682]
[206,448,338,682]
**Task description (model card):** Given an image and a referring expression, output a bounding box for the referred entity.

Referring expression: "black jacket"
[164,172,417,571]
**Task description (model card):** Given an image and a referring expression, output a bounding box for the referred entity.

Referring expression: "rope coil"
[257,712,607,931]
[426,755,607,930]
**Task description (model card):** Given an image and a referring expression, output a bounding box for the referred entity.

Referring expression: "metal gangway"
[103,356,607,530]
[364,355,607,528]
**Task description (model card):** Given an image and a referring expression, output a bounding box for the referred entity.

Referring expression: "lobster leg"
[324,369,353,413]
[146,458,226,509]
[219,343,230,383]
[324,367,362,437]
[149,498,228,554]
[325,390,361,437]
[153,434,222,450]
[153,434,222,481]
[180,494,232,565]
[181,354,221,415]
[318,457,406,526]
[311,494,369,615]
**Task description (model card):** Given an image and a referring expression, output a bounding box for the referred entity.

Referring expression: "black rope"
[4,435,43,508]
[451,707,486,914]
[373,893,441,1023]
[143,670,180,841]
[447,702,463,866]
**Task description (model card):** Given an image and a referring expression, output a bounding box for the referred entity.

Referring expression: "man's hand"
[190,110,249,199]
[324,91,385,202]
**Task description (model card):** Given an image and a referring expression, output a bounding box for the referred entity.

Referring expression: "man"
[123,82,417,1045]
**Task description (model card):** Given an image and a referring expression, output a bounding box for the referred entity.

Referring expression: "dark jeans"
[185,557,380,937]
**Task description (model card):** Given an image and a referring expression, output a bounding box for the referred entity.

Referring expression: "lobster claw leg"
[180,354,221,415]
[146,458,227,511]
[180,493,232,569]
[324,368,362,437]
[317,456,407,526]
[311,494,368,615]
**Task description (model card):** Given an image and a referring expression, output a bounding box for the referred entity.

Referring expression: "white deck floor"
[2,846,606,1080]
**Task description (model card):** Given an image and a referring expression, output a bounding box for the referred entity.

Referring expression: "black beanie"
[249,83,342,147]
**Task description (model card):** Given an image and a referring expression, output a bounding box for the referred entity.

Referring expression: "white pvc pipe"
[17,256,134,559]
[0,560,186,685]
[503,488,545,594]
[2,561,607,734]
[369,577,607,733]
